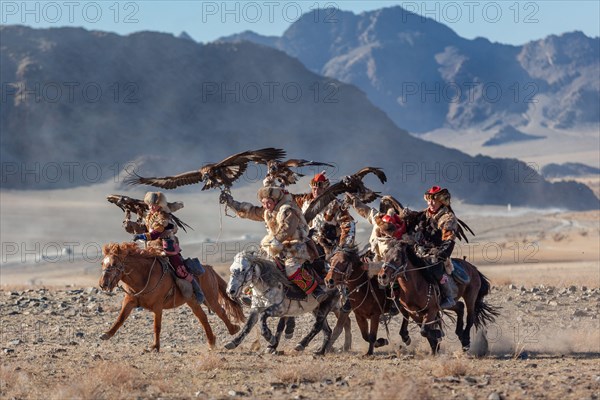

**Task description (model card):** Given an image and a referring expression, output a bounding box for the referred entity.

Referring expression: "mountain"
[1,25,597,210]
[542,163,600,179]
[482,125,545,147]
[219,7,600,134]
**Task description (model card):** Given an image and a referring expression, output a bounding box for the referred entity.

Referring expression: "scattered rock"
[8,339,22,346]
[488,392,501,400]
[573,309,588,317]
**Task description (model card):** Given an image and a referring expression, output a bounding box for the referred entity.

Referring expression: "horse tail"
[211,266,246,323]
[473,270,500,329]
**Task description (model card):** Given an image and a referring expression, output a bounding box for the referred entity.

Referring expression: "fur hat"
[257,186,285,202]
[144,191,170,212]
[424,186,451,206]
[310,171,330,188]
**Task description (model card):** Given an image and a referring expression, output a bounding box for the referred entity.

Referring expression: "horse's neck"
[399,262,429,293]
[120,256,159,290]
[346,256,367,289]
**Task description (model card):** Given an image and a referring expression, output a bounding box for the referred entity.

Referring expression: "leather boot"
[311,285,328,303]
[191,277,205,304]
[439,275,457,309]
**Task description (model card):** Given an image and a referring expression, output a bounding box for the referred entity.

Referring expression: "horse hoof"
[374,338,389,348]
[224,342,237,350]
[403,337,412,346]
[313,350,325,356]
[294,344,305,352]
[100,333,111,340]
[462,345,470,352]
[285,333,294,340]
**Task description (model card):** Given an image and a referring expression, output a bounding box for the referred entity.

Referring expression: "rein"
[120,257,167,298]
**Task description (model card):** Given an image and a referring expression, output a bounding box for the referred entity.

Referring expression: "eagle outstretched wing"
[303,167,387,224]
[265,158,335,186]
[106,194,192,232]
[379,195,404,213]
[125,147,286,191]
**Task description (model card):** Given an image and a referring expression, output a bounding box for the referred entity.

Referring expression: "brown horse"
[378,241,499,354]
[98,242,245,351]
[324,246,411,355]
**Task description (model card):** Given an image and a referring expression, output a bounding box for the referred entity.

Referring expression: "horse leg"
[372,315,388,349]
[260,308,277,346]
[327,310,350,353]
[315,318,332,356]
[462,301,476,351]
[204,289,240,335]
[284,317,295,339]
[453,301,465,345]
[295,303,330,352]
[354,313,373,355]
[398,308,411,346]
[100,296,136,340]
[187,299,216,348]
[267,318,287,354]
[150,307,163,352]
[225,310,259,350]
[343,312,352,351]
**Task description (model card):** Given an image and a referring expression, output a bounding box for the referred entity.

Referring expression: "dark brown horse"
[98,242,245,351]
[378,241,499,354]
[324,246,411,355]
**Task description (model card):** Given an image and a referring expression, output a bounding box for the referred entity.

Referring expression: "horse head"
[227,251,258,299]
[325,246,358,289]
[99,243,128,292]
[378,241,408,286]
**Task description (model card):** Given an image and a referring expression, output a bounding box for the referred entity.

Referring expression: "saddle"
[273,258,323,301]
[161,257,204,300]
[451,259,470,285]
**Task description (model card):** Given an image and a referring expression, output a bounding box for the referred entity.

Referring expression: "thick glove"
[219,192,233,205]
[133,233,147,241]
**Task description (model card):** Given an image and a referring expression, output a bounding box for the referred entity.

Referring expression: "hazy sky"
[2,0,599,45]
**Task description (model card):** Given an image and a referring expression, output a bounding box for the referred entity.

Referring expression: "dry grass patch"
[196,352,230,371]
[51,361,142,400]
[270,360,328,384]
[372,372,433,400]
[427,355,473,377]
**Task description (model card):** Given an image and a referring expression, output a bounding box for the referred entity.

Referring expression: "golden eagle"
[106,194,192,232]
[304,167,387,224]
[264,159,335,186]
[125,148,286,191]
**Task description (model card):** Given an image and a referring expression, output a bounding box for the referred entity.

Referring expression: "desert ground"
[1,185,599,399]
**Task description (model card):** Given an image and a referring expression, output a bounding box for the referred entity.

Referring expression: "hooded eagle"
[304,167,387,224]
[125,148,286,191]
[264,159,335,187]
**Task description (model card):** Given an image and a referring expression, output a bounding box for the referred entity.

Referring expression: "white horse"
[225,250,351,354]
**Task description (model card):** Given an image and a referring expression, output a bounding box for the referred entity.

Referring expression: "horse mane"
[102,242,163,259]
[240,250,292,288]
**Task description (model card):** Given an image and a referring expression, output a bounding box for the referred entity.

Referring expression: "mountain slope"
[1,25,597,210]
[219,7,599,134]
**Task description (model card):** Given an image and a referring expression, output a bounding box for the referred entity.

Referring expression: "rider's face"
[149,204,160,212]
[261,197,276,211]
[311,186,325,198]
[426,197,442,213]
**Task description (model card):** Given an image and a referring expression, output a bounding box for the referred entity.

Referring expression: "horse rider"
[345,193,407,265]
[220,186,329,302]
[293,171,356,255]
[399,186,459,309]
[294,172,356,312]
[123,191,205,304]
